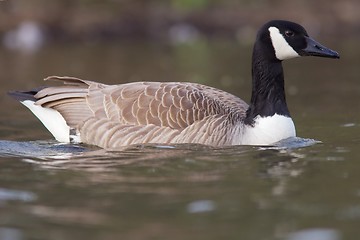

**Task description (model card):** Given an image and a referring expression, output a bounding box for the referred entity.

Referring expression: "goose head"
[257,20,340,61]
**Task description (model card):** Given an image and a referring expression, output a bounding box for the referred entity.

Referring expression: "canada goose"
[9,20,339,148]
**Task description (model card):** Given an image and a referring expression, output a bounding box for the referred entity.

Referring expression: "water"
[0,39,359,240]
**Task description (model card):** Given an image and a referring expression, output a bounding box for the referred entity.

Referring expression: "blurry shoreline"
[0,0,359,49]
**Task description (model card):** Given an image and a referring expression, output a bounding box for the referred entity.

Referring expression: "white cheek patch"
[268,27,300,60]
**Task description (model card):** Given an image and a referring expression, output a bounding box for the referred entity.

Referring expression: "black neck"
[244,44,290,125]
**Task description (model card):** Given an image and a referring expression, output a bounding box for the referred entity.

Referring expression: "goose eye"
[285,30,295,37]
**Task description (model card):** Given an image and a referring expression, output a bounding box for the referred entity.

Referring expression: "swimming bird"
[9,20,339,148]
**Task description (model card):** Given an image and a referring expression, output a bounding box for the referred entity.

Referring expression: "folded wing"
[25,76,249,148]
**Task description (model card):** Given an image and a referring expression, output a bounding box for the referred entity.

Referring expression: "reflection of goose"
[9,20,339,149]
[3,21,44,53]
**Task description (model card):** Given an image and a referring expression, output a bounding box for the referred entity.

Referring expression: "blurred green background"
[0,0,359,44]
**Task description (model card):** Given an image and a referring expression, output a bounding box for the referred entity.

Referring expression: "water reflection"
[0,228,24,240]
[186,200,217,213]
[286,228,341,240]
[0,138,358,239]
[27,205,108,226]
[0,188,37,203]
[0,139,310,177]
[0,139,316,209]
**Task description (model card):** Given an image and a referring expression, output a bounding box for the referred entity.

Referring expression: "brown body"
[34,76,248,148]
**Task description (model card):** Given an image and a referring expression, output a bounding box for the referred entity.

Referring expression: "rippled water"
[0,40,359,240]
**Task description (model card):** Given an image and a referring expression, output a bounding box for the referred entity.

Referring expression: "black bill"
[299,36,340,59]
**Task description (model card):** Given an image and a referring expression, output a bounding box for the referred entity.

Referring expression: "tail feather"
[8,88,44,102]
[8,76,98,143]
[20,100,71,143]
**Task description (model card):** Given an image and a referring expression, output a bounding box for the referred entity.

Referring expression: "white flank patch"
[268,27,300,60]
[21,100,70,143]
[241,114,296,145]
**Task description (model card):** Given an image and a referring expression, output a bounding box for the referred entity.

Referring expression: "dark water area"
[0,39,359,240]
